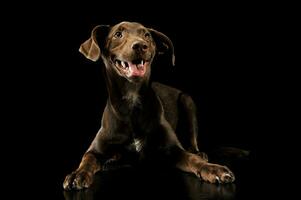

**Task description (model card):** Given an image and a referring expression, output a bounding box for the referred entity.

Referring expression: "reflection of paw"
[199,163,235,184]
[63,170,93,190]
[63,189,93,200]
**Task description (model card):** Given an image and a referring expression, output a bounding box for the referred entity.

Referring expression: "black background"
[3,2,261,199]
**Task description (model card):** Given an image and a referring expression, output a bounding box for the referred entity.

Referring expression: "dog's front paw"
[198,163,235,184]
[63,170,93,190]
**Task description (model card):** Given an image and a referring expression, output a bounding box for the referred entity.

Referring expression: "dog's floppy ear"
[149,29,175,66]
[79,25,110,61]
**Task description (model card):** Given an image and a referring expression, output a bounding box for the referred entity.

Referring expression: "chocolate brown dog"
[63,21,235,190]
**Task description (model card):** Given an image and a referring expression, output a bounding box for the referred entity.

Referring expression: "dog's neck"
[121,83,143,108]
[103,64,150,114]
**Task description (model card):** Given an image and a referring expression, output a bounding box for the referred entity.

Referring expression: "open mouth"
[113,58,148,78]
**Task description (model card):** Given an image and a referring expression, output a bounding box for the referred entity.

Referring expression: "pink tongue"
[128,62,145,77]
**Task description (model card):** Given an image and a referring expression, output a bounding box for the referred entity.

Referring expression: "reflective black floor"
[60,157,255,200]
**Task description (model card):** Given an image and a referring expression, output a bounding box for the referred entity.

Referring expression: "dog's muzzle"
[113,58,150,78]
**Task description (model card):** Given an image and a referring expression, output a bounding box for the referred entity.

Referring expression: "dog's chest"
[128,135,145,153]
[132,138,143,152]
[127,138,144,152]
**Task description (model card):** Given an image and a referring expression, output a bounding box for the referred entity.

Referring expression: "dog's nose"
[132,41,148,51]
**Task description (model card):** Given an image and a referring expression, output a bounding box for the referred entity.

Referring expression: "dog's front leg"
[63,152,100,190]
[176,151,235,184]
[63,104,132,190]
[159,112,235,184]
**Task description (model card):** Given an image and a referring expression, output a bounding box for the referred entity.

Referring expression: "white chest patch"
[133,138,143,152]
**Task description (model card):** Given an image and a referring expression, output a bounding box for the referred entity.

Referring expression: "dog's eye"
[144,32,151,38]
[114,31,123,38]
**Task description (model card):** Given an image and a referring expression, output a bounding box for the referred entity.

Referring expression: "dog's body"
[63,21,235,190]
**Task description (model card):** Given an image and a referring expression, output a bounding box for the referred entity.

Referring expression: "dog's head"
[79,21,175,83]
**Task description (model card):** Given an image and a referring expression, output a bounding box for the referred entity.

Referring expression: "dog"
[63,21,235,190]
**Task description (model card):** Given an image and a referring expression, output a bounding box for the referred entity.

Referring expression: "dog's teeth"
[121,61,127,68]
[141,60,144,65]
